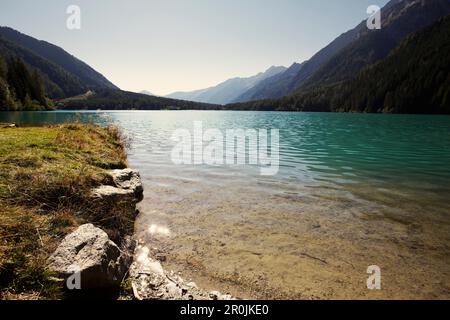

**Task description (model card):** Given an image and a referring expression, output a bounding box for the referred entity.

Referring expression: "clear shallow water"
[2,111,450,298]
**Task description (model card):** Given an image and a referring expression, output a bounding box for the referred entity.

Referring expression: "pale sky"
[0,0,389,96]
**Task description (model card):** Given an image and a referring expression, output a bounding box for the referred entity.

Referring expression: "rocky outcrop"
[48,167,234,299]
[111,169,144,200]
[91,185,137,201]
[89,168,144,243]
[129,244,235,300]
[91,168,144,203]
[48,168,143,291]
[47,224,129,289]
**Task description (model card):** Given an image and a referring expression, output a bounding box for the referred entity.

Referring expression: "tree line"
[0,55,51,111]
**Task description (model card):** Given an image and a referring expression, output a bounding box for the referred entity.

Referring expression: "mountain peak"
[165,66,286,105]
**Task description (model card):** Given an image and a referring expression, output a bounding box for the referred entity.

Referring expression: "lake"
[2,110,450,299]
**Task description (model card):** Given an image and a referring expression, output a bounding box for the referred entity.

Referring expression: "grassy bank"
[0,124,129,299]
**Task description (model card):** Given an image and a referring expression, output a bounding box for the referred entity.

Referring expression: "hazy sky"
[1,0,390,95]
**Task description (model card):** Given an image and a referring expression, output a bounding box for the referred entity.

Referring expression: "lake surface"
[2,110,450,299]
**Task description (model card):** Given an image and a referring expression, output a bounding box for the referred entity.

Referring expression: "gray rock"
[111,169,144,199]
[91,185,136,200]
[91,169,144,203]
[209,291,220,300]
[129,244,236,300]
[47,224,127,289]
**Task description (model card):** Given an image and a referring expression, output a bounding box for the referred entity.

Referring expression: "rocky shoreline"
[47,168,234,300]
[130,243,234,300]
[46,168,143,293]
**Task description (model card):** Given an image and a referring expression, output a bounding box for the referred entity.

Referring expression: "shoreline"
[0,123,233,300]
[0,123,133,299]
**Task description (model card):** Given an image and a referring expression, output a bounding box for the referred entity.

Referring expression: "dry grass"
[0,124,129,299]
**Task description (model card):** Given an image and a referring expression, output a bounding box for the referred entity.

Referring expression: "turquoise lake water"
[2,110,450,298]
[2,111,450,207]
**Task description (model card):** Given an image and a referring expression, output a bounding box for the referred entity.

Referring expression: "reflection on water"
[2,110,450,298]
[148,224,171,236]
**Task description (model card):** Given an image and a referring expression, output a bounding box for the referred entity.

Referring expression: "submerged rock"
[129,243,236,300]
[47,224,129,289]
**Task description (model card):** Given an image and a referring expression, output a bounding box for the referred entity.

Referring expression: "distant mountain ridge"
[234,16,368,102]
[226,13,450,114]
[233,62,306,102]
[139,90,155,96]
[3,0,449,113]
[294,0,450,92]
[235,0,450,102]
[0,27,117,98]
[166,66,286,105]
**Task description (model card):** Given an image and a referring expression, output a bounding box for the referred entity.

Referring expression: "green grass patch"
[0,124,128,299]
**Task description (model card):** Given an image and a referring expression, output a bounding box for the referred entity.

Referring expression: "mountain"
[166,88,208,103]
[233,62,305,102]
[0,35,87,99]
[139,90,155,96]
[236,0,450,102]
[166,66,286,105]
[226,14,450,114]
[235,17,368,102]
[0,27,117,99]
[295,0,450,91]
[0,26,218,111]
